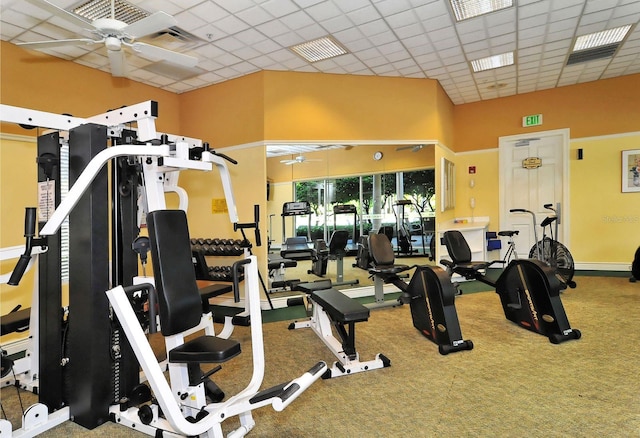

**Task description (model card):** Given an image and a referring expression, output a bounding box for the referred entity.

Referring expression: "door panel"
[500,130,569,260]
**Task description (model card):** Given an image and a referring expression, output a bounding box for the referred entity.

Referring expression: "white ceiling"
[2,0,640,107]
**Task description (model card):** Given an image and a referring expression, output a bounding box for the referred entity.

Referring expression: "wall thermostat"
[373,151,383,161]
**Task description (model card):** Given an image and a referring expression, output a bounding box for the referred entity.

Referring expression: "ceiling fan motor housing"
[105,36,122,51]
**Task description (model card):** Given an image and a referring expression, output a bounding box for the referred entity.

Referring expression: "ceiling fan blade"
[129,42,198,67]
[17,38,100,49]
[108,49,127,77]
[26,0,93,29]
[123,11,177,40]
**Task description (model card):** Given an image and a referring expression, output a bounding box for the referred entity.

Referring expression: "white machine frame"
[108,254,326,437]
[289,296,388,378]
[1,100,326,437]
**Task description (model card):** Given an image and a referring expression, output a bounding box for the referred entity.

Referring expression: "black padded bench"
[1,307,31,336]
[285,236,390,376]
[288,285,389,378]
[311,288,369,324]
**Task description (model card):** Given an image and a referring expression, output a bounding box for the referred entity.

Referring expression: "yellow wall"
[454,150,501,224]
[453,74,640,151]
[179,73,265,148]
[570,133,640,264]
[262,71,454,146]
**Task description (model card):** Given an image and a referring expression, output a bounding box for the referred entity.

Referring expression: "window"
[293,169,435,255]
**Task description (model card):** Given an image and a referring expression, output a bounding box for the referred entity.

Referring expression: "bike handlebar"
[510,208,533,214]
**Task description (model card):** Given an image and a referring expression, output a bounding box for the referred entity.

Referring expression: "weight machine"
[1,101,162,436]
[2,101,323,437]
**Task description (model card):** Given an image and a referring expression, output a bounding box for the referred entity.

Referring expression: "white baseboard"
[575,262,631,272]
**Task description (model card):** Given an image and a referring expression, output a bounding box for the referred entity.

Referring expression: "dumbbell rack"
[191,237,247,282]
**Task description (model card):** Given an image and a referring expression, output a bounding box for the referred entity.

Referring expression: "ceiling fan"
[396,144,432,153]
[17,0,198,77]
[280,155,322,165]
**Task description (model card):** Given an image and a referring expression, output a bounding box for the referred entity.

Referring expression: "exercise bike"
[440,230,581,344]
[511,205,576,288]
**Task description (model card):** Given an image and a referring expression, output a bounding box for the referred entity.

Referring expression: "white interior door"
[499,129,570,259]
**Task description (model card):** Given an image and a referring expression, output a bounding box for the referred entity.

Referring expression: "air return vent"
[73,0,148,23]
[566,43,620,65]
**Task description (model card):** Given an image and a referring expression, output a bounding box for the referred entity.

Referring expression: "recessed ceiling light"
[471,52,514,72]
[450,0,513,22]
[290,36,348,63]
[572,25,632,52]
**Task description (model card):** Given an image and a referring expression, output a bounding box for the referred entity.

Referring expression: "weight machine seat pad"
[0,308,31,336]
[148,210,207,336]
[311,288,369,324]
[268,257,297,270]
[169,335,241,364]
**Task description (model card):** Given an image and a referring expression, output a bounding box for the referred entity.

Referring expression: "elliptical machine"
[441,230,581,344]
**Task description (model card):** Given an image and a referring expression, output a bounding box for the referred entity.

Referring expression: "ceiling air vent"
[148,27,204,50]
[73,0,148,24]
[566,43,620,65]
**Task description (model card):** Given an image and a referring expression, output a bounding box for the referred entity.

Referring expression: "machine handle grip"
[232,258,251,303]
[211,150,237,165]
[24,207,37,237]
[8,207,43,286]
[509,208,528,213]
[254,205,262,247]
[7,255,32,286]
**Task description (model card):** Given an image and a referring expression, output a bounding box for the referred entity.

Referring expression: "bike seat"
[540,216,557,227]
[498,230,519,237]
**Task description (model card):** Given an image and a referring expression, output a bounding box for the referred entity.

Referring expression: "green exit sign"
[523,114,543,127]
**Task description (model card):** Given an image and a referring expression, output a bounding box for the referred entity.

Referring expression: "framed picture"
[622,149,640,193]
